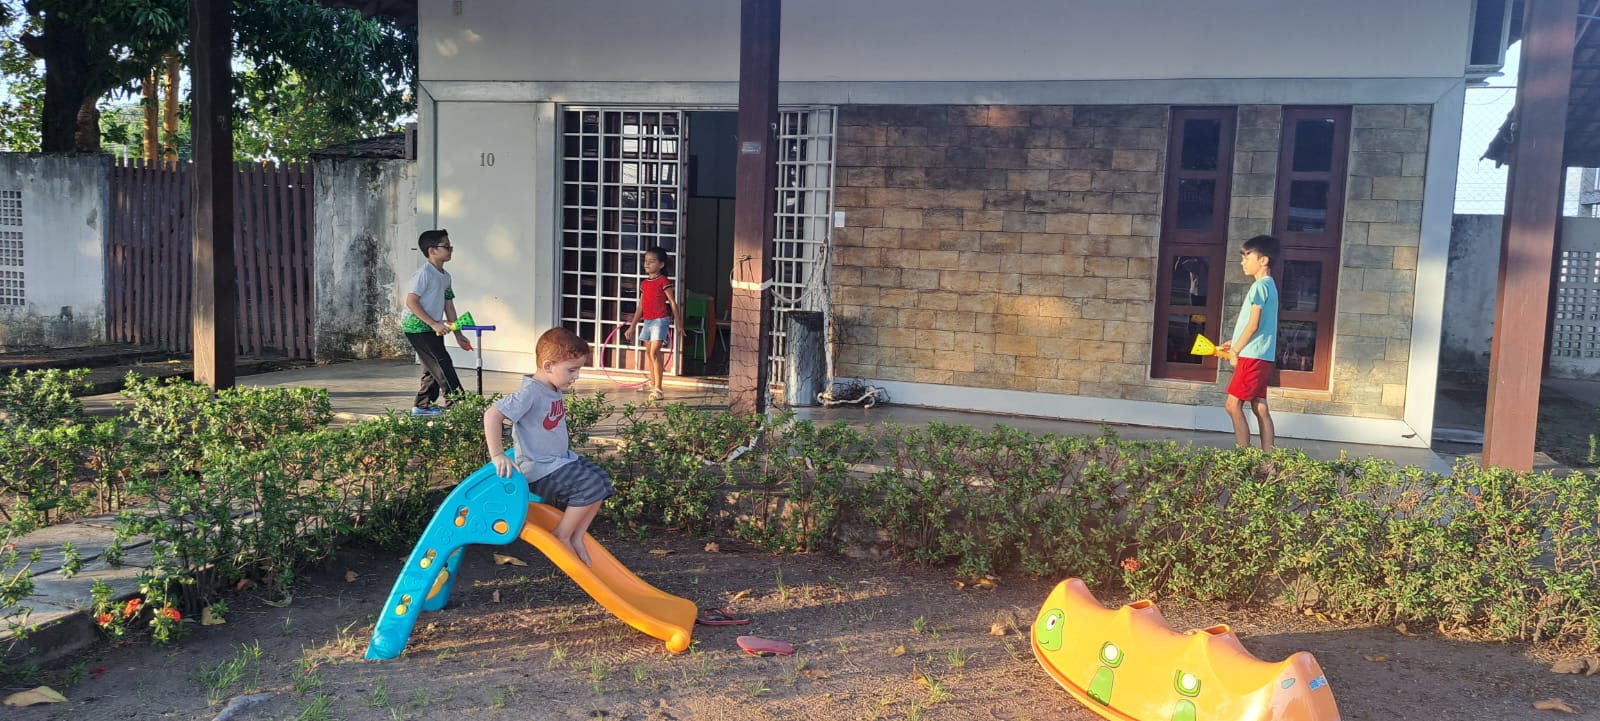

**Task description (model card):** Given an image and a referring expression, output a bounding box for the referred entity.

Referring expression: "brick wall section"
[833,103,1427,421]
[831,104,1165,396]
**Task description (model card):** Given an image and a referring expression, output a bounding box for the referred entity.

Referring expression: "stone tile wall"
[831,103,1428,420]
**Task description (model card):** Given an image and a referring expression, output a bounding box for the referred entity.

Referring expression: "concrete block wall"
[313,158,417,361]
[832,103,1430,420]
[0,154,109,349]
[832,104,1164,397]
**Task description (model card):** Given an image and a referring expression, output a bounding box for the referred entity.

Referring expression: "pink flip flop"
[737,635,795,656]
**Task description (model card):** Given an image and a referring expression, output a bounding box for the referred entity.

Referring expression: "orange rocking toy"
[1031,579,1340,721]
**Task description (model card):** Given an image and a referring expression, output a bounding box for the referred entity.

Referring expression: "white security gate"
[768,108,837,382]
[556,106,835,385]
[558,109,686,372]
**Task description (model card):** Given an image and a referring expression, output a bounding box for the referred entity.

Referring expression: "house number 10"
[480,152,495,166]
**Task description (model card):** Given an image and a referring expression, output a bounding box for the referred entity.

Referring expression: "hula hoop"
[597,322,676,388]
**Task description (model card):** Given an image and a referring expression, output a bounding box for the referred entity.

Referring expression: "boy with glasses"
[401,229,472,416]
[1216,234,1280,452]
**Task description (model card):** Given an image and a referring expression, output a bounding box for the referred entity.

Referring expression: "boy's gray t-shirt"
[401,264,452,331]
[493,375,578,481]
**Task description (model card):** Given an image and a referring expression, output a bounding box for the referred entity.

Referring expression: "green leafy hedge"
[3,367,1600,658]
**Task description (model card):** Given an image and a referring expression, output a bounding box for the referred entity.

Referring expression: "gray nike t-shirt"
[493,375,578,481]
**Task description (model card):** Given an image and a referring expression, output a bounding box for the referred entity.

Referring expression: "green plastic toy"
[440,311,476,333]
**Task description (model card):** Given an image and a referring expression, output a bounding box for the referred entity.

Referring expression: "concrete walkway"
[2,358,1565,666]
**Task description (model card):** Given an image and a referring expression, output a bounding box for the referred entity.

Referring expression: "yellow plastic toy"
[1189,334,1219,357]
[1032,578,1341,721]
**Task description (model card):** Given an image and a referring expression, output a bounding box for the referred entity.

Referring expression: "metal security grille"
[768,108,837,380]
[0,189,22,307]
[1553,249,1600,359]
[559,109,686,372]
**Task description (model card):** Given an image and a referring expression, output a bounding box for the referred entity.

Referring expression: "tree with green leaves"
[6,0,414,155]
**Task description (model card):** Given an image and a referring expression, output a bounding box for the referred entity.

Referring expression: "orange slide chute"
[518,503,695,653]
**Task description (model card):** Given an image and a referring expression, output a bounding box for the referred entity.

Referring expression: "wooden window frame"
[1151,107,1237,381]
[1270,106,1351,391]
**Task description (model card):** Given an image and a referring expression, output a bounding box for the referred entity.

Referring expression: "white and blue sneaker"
[411,406,443,416]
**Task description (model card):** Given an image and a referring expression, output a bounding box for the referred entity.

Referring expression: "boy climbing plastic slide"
[365,457,696,660]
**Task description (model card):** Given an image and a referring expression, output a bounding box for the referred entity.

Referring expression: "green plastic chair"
[683,296,710,361]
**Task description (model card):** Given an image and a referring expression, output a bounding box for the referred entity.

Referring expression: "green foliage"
[9,370,1600,657]
[0,531,39,657]
[0,368,89,428]
[0,369,136,531]
[602,402,761,536]
[860,424,1133,582]
[233,0,415,155]
[730,415,871,554]
[119,373,333,470]
[0,18,42,152]
[8,0,415,154]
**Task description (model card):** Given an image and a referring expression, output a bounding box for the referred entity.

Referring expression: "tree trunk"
[26,12,104,153]
[162,51,179,160]
[74,95,101,153]
[142,71,159,159]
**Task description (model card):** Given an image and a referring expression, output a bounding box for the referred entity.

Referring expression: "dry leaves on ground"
[1535,699,1580,714]
[3,687,67,707]
[492,553,527,567]
[1551,657,1600,676]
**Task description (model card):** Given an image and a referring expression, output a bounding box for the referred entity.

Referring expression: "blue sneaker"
[411,406,443,417]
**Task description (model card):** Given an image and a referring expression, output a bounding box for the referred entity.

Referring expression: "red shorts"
[1227,357,1273,402]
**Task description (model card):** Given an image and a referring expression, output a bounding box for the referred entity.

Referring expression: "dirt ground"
[11,523,1600,721]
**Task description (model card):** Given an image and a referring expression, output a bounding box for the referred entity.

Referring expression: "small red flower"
[96,613,114,626]
[161,607,181,622]
[89,666,107,680]
[1120,557,1141,572]
[123,598,143,618]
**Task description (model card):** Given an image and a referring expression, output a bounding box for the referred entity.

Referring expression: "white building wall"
[413,1,1475,446]
[0,154,108,348]
[417,101,558,374]
[422,0,1469,83]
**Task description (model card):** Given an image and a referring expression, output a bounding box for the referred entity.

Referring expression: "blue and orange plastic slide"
[1032,578,1341,721]
[364,456,696,660]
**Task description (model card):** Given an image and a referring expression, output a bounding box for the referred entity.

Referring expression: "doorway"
[556,106,836,385]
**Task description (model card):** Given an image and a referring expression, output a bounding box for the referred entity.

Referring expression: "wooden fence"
[107,159,314,359]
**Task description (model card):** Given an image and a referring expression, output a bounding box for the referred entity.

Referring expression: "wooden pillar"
[728,0,780,416]
[1483,0,1577,470]
[190,0,236,390]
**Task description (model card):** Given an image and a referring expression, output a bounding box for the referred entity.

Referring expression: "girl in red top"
[623,246,684,402]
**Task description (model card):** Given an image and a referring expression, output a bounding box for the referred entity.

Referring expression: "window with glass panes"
[1151,108,1237,381]
[1270,107,1350,390]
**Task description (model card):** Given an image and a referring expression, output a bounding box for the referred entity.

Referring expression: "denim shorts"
[638,317,670,343]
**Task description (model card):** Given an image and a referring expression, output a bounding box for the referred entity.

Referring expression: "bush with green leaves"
[0,367,89,427]
[601,402,760,536]
[7,373,1600,654]
[730,415,871,554]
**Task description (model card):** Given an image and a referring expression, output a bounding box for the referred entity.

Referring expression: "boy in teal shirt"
[1217,234,1280,452]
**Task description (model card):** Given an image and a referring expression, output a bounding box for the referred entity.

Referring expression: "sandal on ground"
[647,388,664,402]
[736,635,794,656]
[695,607,750,626]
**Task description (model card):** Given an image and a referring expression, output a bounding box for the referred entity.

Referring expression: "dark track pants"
[404,331,464,409]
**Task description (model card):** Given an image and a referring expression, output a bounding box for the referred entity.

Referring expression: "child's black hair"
[1242,234,1280,265]
[644,246,672,274]
[418,229,450,254]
